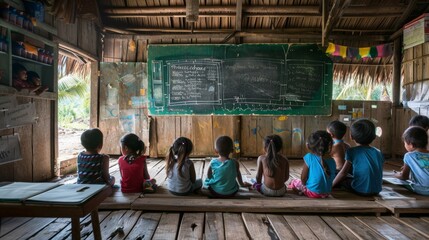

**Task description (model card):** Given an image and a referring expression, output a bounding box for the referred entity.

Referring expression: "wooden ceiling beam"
[323,0,352,46]
[393,0,418,30]
[103,5,404,18]
[104,32,388,42]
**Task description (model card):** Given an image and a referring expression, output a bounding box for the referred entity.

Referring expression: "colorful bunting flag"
[325,42,393,59]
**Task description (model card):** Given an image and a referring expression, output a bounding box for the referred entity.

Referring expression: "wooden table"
[0,185,112,240]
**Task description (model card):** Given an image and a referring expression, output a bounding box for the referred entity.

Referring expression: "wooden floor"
[2,158,429,239]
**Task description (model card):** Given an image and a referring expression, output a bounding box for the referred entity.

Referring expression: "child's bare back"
[258,154,289,190]
[331,141,350,170]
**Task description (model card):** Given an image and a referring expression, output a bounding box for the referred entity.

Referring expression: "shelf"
[0,19,55,46]
[0,85,57,100]
[0,51,7,55]
[12,55,52,66]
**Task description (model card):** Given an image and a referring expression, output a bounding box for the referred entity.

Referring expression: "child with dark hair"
[12,63,39,92]
[409,115,429,130]
[166,137,202,195]
[333,119,384,196]
[327,120,350,171]
[204,135,251,197]
[289,130,336,198]
[394,126,429,195]
[254,135,289,197]
[118,133,155,193]
[77,128,115,186]
[27,71,48,95]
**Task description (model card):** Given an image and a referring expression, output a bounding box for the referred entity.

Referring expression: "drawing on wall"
[100,62,148,120]
[119,109,138,133]
[0,134,22,165]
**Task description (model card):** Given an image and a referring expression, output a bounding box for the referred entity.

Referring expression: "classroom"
[1,0,429,239]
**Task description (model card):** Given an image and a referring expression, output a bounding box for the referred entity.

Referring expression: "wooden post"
[392,38,401,107]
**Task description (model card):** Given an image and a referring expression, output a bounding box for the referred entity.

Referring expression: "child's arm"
[189,161,197,183]
[394,164,410,180]
[331,145,345,169]
[300,163,309,185]
[284,159,290,183]
[255,156,263,184]
[332,161,352,187]
[143,158,151,179]
[102,154,114,186]
[235,159,251,187]
[207,165,213,179]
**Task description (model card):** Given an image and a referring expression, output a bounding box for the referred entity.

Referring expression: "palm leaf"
[58,74,88,102]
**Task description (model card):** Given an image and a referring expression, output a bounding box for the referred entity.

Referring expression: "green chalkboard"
[148,44,332,115]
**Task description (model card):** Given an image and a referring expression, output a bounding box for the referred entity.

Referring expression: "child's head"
[263,134,283,153]
[327,120,347,140]
[215,135,234,158]
[409,115,429,130]
[120,133,145,156]
[81,128,103,152]
[171,137,193,158]
[27,71,41,86]
[402,126,428,150]
[307,130,333,156]
[12,63,27,81]
[350,119,376,145]
[166,137,193,176]
[263,134,283,177]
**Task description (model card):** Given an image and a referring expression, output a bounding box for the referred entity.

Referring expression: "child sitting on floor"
[394,126,429,195]
[289,130,336,198]
[118,133,156,193]
[77,128,115,186]
[254,134,289,197]
[204,136,251,197]
[327,120,350,172]
[333,119,384,196]
[166,137,202,195]
[409,115,429,131]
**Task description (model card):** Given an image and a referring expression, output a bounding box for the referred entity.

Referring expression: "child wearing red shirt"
[118,133,156,193]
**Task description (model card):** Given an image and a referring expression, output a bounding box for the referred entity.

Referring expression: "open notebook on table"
[26,184,106,204]
[0,182,60,203]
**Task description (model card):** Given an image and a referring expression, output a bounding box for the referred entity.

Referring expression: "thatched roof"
[66,0,429,84]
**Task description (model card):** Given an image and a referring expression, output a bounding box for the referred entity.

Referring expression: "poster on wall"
[5,102,37,128]
[0,134,22,165]
[0,95,18,110]
[100,62,148,120]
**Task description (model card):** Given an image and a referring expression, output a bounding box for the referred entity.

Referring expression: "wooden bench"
[131,198,388,216]
[376,199,429,217]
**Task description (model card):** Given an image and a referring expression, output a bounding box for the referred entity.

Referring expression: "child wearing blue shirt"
[333,119,384,196]
[289,130,336,198]
[394,126,429,195]
[204,136,251,197]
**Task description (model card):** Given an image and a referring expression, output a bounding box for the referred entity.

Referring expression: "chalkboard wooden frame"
[148,44,333,115]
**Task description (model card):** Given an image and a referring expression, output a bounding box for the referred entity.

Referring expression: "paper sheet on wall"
[5,102,37,128]
[0,134,22,165]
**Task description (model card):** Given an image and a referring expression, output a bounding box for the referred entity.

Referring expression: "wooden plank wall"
[101,38,395,159]
[0,98,53,182]
[151,101,392,158]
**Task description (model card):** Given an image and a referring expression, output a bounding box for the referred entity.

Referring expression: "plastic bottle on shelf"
[37,48,44,62]
[9,8,17,25]
[16,11,24,27]
[44,50,49,64]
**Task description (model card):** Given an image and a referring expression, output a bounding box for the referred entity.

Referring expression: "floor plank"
[356,216,411,240]
[204,212,225,240]
[283,215,318,240]
[0,217,32,238]
[223,213,249,240]
[28,218,70,240]
[379,216,428,239]
[86,210,127,240]
[111,210,142,240]
[151,213,180,240]
[242,213,279,240]
[335,216,385,239]
[177,212,204,239]
[320,216,359,240]
[393,217,429,238]
[266,214,297,240]
[300,216,341,240]
[124,212,161,240]
[2,217,56,240]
